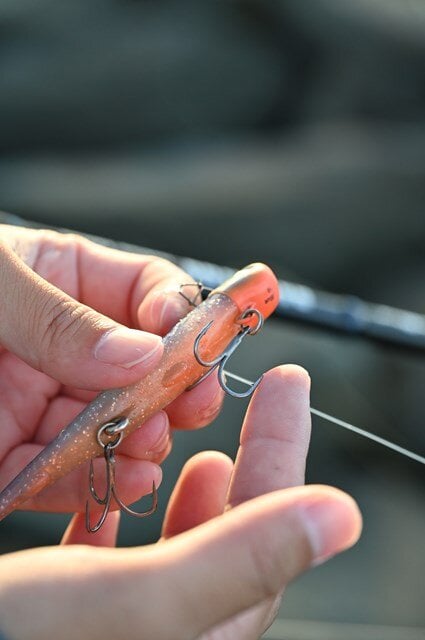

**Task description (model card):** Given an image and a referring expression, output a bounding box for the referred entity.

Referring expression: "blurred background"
[0,1,424,638]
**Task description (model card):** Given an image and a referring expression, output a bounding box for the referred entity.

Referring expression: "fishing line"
[223,371,425,465]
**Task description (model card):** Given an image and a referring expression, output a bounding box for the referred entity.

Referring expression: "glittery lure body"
[0,263,279,520]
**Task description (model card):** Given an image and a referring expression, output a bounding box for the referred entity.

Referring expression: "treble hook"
[86,417,158,533]
[193,308,264,398]
[178,282,213,307]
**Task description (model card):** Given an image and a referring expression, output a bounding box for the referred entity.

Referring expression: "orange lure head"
[212,262,280,321]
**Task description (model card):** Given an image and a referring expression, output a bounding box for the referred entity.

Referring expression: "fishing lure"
[0,263,280,531]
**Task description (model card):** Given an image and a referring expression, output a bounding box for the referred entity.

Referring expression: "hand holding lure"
[1,260,423,535]
[0,263,280,530]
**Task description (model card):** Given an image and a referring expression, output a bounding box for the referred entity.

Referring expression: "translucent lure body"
[0,263,279,520]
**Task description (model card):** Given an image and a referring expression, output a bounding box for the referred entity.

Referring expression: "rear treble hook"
[193,308,264,398]
[86,417,158,533]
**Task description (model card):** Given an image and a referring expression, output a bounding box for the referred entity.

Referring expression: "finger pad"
[162,452,233,537]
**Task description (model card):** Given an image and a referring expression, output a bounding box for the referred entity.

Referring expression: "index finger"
[227,365,311,508]
[2,225,193,334]
[76,238,193,334]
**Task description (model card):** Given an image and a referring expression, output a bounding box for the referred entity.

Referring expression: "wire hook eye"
[96,417,129,449]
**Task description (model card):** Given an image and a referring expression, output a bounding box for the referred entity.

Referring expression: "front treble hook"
[193,308,264,398]
[86,418,158,533]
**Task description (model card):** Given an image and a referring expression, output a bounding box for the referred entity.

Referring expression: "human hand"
[0,224,223,512]
[0,366,362,640]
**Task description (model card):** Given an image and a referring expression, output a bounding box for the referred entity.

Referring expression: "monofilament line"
[223,370,425,465]
[310,407,425,465]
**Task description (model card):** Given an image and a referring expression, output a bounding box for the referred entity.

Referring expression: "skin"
[0,226,362,639]
[0,225,225,510]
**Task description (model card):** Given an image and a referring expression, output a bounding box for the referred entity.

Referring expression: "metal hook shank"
[86,418,158,533]
[193,309,264,398]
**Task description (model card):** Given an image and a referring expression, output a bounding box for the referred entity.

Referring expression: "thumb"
[0,243,163,389]
[130,485,362,639]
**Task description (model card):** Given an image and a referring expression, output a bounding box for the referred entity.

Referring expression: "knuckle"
[246,530,285,599]
[63,232,91,254]
[64,231,85,246]
[37,296,95,361]
[143,257,169,277]
[34,228,62,244]
[36,229,89,259]
[245,519,313,599]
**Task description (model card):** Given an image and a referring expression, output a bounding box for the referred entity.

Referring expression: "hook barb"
[113,481,158,518]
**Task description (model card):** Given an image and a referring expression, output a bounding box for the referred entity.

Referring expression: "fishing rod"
[177,257,425,354]
[105,237,425,355]
[2,213,424,470]
[4,212,425,353]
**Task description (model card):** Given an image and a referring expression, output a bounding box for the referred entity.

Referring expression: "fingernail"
[148,290,187,334]
[94,327,162,368]
[146,432,171,457]
[147,412,170,453]
[198,384,224,422]
[299,497,362,563]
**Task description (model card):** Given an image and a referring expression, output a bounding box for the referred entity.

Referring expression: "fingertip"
[183,450,234,478]
[239,364,311,449]
[262,365,311,393]
[162,451,234,538]
[158,485,360,634]
[119,411,171,460]
[166,373,225,429]
[253,364,311,424]
[296,485,362,563]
